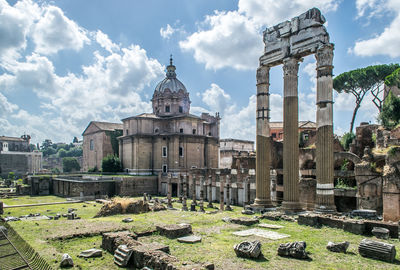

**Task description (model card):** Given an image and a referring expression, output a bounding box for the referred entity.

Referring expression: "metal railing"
[0,222,52,270]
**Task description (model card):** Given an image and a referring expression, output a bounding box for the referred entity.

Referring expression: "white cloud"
[238,0,339,26]
[32,5,90,55]
[201,83,231,113]
[0,0,40,60]
[302,60,317,92]
[180,0,339,71]
[160,24,176,39]
[180,11,262,70]
[95,30,119,53]
[351,0,400,58]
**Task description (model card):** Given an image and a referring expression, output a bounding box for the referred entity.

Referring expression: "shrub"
[340,132,355,151]
[101,154,122,173]
[62,157,81,172]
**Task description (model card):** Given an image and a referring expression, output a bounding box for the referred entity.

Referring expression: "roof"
[0,136,26,142]
[122,113,203,122]
[82,121,123,135]
[269,121,316,129]
[220,138,254,144]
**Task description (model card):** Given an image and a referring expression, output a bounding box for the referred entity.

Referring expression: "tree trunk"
[349,103,360,134]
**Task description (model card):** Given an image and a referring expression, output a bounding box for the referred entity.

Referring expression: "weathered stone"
[230,217,259,226]
[78,248,102,258]
[298,213,319,227]
[60,253,74,268]
[326,241,349,253]
[372,227,390,240]
[234,240,262,258]
[281,215,296,222]
[359,239,396,262]
[232,229,290,240]
[277,241,309,259]
[242,209,255,215]
[177,235,202,243]
[114,244,133,267]
[122,217,133,223]
[152,202,167,212]
[350,209,377,220]
[343,220,365,235]
[258,223,284,229]
[130,246,176,269]
[364,220,398,238]
[102,231,138,253]
[318,215,343,229]
[261,212,282,221]
[203,262,215,270]
[156,224,192,238]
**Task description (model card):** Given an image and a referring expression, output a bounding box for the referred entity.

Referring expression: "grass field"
[2,196,400,270]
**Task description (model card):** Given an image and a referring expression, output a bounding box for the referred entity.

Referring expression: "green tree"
[41,139,52,150]
[101,154,122,173]
[62,157,81,172]
[378,91,400,129]
[333,64,400,133]
[58,148,67,158]
[385,67,400,88]
[29,144,37,152]
[73,136,79,143]
[340,132,355,151]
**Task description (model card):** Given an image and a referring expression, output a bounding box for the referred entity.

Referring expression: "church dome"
[152,56,191,117]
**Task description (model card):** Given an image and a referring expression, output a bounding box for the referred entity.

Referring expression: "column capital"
[283,57,300,77]
[256,65,270,85]
[316,43,334,75]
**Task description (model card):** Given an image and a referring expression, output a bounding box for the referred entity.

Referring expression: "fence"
[0,222,52,270]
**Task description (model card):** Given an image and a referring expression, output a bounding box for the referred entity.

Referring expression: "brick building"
[269,120,317,141]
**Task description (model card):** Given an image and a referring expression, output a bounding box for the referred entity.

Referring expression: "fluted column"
[167,173,173,208]
[191,174,197,206]
[315,44,336,213]
[182,175,188,211]
[281,57,302,213]
[207,175,213,208]
[252,65,273,210]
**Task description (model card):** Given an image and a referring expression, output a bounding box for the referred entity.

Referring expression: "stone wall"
[115,176,158,196]
[53,178,115,199]
[0,151,42,178]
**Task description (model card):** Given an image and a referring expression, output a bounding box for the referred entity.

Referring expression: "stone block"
[359,239,396,263]
[298,214,319,227]
[101,231,138,253]
[234,240,262,259]
[156,224,192,238]
[343,220,365,235]
[318,216,344,229]
[372,227,390,240]
[364,221,398,238]
[230,217,259,226]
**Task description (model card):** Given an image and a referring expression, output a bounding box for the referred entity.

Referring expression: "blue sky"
[1,0,400,144]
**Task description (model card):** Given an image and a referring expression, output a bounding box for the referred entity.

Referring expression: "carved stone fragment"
[358,239,396,262]
[234,240,262,258]
[326,241,349,253]
[277,241,309,259]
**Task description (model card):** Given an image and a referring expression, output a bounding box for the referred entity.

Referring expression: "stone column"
[226,175,232,211]
[191,174,197,207]
[252,65,274,210]
[207,175,213,208]
[244,177,250,207]
[315,44,336,213]
[281,57,302,213]
[167,173,173,208]
[218,172,224,211]
[182,175,188,211]
[178,174,182,203]
[0,201,3,215]
[199,176,205,212]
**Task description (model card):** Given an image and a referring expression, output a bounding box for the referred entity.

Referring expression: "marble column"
[252,65,274,210]
[315,44,336,213]
[218,173,224,211]
[178,174,182,203]
[281,57,302,213]
[182,175,188,211]
[191,174,197,207]
[199,176,205,212]
[225,175,232,211]
[207,175,213,208]
[167,173,173,208]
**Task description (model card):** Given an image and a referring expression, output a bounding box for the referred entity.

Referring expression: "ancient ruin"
[254,8,335,213]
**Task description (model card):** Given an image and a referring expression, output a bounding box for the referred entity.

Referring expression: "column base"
[280,201,303,214]
[314,204,336,214]
[251,198,274,208]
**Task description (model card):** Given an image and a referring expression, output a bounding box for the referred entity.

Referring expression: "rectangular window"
[165,105,170,112]
[192,129,196,135]
[180,128,183,133]
[126,129,129,135]
[179,106,183,113]
[179,146,183,157]
[272,133,276,138]
[90,139,94,151]
[162,164,167,173]
[162,146,167,157]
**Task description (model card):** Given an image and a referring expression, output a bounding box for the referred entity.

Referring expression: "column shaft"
[315,44,336,212]
[252,65,273,209]
[281,57,302,213]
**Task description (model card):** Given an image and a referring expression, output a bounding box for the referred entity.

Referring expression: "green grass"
[2,195,68,206]
[3,196,400,269]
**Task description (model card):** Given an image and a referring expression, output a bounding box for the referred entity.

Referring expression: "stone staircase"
[114,244,133,267]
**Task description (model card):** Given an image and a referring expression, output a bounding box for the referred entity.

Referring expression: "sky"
[1,0,400,145]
